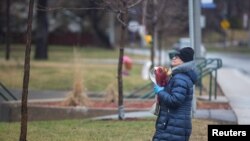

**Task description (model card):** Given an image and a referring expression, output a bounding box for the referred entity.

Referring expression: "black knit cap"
[176,47,194,62]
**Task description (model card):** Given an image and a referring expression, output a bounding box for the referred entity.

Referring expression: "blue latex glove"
[154,84,164,94]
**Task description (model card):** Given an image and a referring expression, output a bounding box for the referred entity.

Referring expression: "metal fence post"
[192,85,196,118]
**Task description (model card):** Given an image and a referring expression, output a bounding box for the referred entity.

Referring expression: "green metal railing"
[126,82,154,99]
[0,82,17,101]
[195,58,223,101]
[139,89,155,99]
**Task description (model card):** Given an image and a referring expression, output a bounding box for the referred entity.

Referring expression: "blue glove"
[154,84,164,94]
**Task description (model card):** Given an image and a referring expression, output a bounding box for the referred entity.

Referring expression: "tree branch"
[36,6,105,12]
[116,12,127,27]
[127,0,144,8]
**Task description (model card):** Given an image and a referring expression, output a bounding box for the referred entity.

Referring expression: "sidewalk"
[92,109,237,124]
[217,67,250,124]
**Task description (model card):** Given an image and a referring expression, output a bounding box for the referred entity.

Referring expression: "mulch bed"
[33,98,231,110]
[32,80,231,110]
[196,100,231,110]
[90,100,154,109]
[33,99,155,109]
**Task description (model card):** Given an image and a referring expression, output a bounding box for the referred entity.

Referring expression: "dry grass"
[63,48,91,106]
[0,118,231,141]
[0,44,149,93]
[104,81,118,103]
[63,78,91,107]
[190,118,222,141]
[0,57,147,93]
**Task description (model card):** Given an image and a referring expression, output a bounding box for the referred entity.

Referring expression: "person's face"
[171,55,184,67]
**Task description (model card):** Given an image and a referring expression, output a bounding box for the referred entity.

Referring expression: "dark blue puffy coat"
[152,61,198,141]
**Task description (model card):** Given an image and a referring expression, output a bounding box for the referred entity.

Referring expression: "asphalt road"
[207,52,250,75]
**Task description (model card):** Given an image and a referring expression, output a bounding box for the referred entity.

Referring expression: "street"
[207,52,250,75]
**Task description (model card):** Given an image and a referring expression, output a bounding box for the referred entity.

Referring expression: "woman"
[152,47,198,141]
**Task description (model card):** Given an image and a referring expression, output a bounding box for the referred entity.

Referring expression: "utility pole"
[189,0,202,58]
[189,0,202,118]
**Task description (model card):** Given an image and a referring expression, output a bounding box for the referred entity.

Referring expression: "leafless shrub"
[63,77,91,107]
[104,82,118,103]
[63,47,91,107]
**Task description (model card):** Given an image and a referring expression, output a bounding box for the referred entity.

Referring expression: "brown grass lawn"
[0,117,233,141]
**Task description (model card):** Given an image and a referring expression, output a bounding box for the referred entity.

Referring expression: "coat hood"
[171,61,198,83]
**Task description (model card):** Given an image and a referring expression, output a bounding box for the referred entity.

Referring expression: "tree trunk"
[152,25,158,67]
[19,0,34,141]
[141,0,147,26]
[88,1,112,49]
[0,1,4,44]
[158,30,162,66]
[92,21,112,48]
[108,12,115,48]
[34,0,48,60]
[140,0,148,48]
[150,0,158,69]
[117,1,128,120]
[5,0,10,60]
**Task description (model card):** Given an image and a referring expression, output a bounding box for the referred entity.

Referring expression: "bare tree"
[102,0,129,120]
[140,0,148,47]
[5,0,11,60]
[19,0,34,141]
[0,1,4,44]
[35,0,48,60]
[87,0,113,48]
[101,0,143,120]
[146,0,188,66]
[28,0,141,120]
[36,0,114,49]
[117,1,128,120]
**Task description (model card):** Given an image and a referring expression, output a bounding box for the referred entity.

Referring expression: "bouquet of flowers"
[149,66,172,115]
[149,66,172,87]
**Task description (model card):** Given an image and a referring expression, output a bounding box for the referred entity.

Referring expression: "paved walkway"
[217,68,250,124]
[92,109,237,123]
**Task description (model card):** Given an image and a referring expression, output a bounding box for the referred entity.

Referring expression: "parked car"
[171,37,207,58]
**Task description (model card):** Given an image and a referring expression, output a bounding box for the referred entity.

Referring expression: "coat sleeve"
[158,78,188,108]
